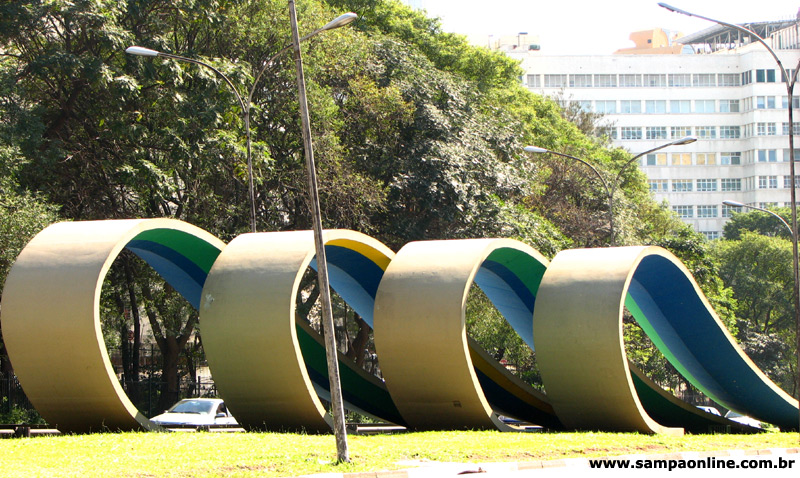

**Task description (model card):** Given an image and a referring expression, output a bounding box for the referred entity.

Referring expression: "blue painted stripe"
[475,260,537,349]
[126,239,208,310]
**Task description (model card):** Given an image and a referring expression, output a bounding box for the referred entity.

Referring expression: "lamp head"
[658,3,692,17]
[322,12,358,31]
[722,200,745,207]
[674,136,697,145]
[126,46,161,57]
[523,146,549,154]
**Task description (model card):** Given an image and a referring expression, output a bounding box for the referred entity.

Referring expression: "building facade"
[511,23,800,239]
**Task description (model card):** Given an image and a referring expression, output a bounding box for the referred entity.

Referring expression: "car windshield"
[169,400,215,414]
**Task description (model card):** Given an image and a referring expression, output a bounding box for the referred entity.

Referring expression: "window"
[783,96,800,109]
[722,204,741,217]
[695,100,715,113]
[595,100,616,114]
[719,73,740,86]
[671,153,691,166]
[696,153,717,165]
[649,179,668,192]
[696,179,718,192]
[743,97,754,111]
[697,205,718,218]
[785,176,800,189]
[756,69,776,83]
[544,74,567,87]
[756,96,776,109]
[741,70,753,85]
[645,100,667,113]
[721,152,741,165]
[721,178,741,191]
[701,231,720,240]
[619,74,642,87]
[620,100,642,113]
[757,150,778,162]
[757,123,777,136]
[646,126,667,139]
[672,179,693,191]
[598,127,617,139]
[621,127,642,140]
[719,99,740,112]
[695,126,717,139]
[576,100,591,112]
[526,74,540,88]
[758,175,778,189]
[693,74,716,87]
[643,74,666,87]
[783,149,800,161]
[670,100,691,113]
[720,126,741,138]
[570,74,592,87]
[668,74,692,87]
[671,126,692,138]
[594,74,616,87]
[672,205,693,218]
[645,153,667,166]
[783,123,800,135]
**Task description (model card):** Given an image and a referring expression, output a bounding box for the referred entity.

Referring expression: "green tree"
[723,207,793,241]
[0,156,60,377]
[711,231,796,394]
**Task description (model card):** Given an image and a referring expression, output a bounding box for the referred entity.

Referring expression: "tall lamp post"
[127,6,357,460]
[661,2,800,429]
[126,11,357,233]
[524,136,696,245]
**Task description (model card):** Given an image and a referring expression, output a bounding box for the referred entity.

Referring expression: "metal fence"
[1,344,220,422]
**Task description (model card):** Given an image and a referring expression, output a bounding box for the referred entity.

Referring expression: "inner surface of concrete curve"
[625,251,799,430]
[533,246,799,434]
[199,230,403,431]
[373,238,552,430]
[0,219,224,433]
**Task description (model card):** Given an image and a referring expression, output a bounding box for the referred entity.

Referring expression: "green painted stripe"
[132,228,221,273]
[485,248,547,296]
[625,293,726,407]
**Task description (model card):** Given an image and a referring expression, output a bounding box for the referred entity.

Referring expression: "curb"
[293,448,800,478]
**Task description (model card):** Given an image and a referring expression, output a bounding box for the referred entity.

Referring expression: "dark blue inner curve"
[474,260,537,349]
[126,239,211,310]
[629,254,797,429]
[309,245,385,327]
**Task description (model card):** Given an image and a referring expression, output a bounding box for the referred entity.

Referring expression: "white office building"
[510,22,800,239]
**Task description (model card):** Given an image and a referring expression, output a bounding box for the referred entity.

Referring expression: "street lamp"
[128,6,357,460]
[661,2,800,431]
[524,136,696,245]
[125,12,357,233]
[287,0,351,462]
[722,200,793,236]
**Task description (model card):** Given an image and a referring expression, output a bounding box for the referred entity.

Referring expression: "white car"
[724,410,762,429]
[150,398,238,427]
[696,405,721,416]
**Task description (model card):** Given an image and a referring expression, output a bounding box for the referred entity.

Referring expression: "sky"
[403,0,798,55]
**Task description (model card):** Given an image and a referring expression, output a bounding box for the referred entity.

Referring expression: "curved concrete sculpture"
[373,238,553,430]
[533,246,799,434]
[199,230,403,431]
[0,219,224,433]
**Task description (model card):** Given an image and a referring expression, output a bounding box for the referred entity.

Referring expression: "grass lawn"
[0,430,798,477]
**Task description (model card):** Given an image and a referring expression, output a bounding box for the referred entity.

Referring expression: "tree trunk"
[158,336,182,412]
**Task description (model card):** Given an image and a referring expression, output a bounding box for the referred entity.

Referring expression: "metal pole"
[288,0,349,462]
[660,3,800,429]
[523,137,694,246]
